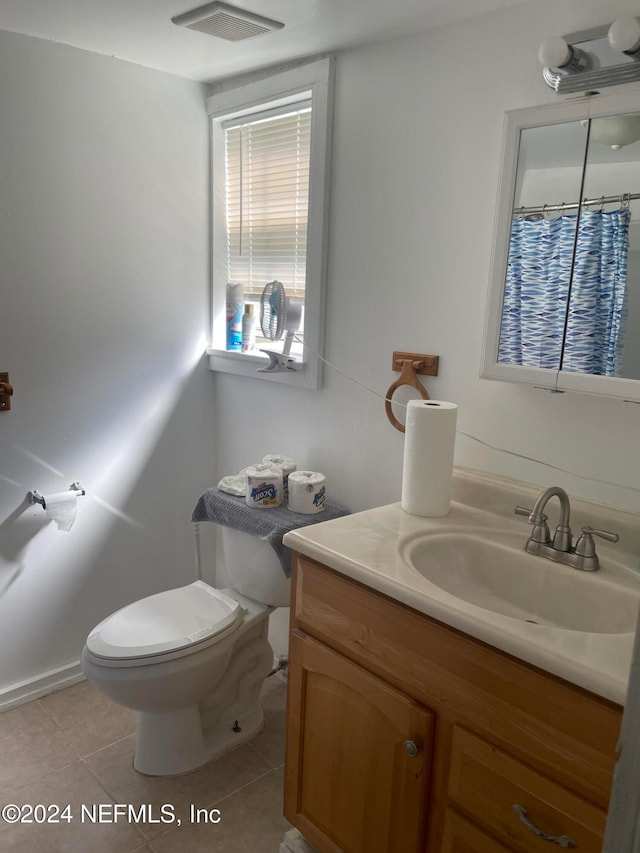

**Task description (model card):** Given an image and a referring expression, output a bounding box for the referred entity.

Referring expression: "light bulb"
[608,17,640,54]
[538,37,572,68]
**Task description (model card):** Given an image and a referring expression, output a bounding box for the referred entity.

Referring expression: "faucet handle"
[515,505,532,517]
[515,505,548,521]
[574,526,619,557]
[514,506,550,544]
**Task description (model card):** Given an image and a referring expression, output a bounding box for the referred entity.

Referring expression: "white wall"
[0,30,214,699]
[211,0,640,520]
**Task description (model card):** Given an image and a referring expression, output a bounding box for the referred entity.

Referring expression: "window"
[226,105,311,304]
[207,58,334,389]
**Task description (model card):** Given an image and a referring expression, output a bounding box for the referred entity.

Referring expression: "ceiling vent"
[171,1,284,42]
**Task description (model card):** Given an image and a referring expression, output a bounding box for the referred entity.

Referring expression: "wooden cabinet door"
[284,631,434,853]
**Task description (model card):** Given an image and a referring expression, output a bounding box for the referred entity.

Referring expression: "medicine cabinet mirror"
[482,87,640,401]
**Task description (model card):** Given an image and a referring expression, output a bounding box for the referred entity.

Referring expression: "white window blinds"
[224,105,311,301]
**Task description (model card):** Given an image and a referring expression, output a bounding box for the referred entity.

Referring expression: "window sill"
[207,348,319,388]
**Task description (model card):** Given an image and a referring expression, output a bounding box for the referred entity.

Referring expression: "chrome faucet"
[515,486,618,572]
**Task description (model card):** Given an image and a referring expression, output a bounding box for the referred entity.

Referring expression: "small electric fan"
[259,281,302,357]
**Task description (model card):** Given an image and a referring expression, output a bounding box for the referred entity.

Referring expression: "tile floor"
[0,676,290,852]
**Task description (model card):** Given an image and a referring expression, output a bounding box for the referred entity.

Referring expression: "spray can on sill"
[226,283,244,351]
[242,304,256,352]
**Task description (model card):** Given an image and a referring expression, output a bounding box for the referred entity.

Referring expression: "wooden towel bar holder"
[384,351,439,433]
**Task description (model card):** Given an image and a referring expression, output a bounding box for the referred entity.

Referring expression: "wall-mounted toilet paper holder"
[28,482,86,510]
[0,372,13,412]
[385,352,439,433]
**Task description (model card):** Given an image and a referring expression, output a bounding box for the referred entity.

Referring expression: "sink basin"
[405,531,640,634]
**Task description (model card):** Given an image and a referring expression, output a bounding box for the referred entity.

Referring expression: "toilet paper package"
[401,400,458,517]
[288,471,326,514]
[263,454,297,498]
[245,464,283,509]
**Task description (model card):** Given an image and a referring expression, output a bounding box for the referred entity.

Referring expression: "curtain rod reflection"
[514,191,638,217]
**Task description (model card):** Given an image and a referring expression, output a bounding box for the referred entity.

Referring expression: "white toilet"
[81,527,290,776]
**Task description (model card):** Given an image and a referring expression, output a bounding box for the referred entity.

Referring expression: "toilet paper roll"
[44,492,78,531]
[288,471,326,514]
[263,454,296,477]
[245,464,283,509]
[401,400,458,517]
[263,454,297,497]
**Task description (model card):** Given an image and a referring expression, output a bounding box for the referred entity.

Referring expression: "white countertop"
[283,470,640,705]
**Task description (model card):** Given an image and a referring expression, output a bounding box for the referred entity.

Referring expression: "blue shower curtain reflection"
[562,208,630,376]
[498,208,630,376]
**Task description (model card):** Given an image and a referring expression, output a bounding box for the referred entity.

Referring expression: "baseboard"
[279,829,319,853]
[0,661,85,712]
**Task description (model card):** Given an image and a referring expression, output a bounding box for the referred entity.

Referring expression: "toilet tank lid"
[86,581,243,660]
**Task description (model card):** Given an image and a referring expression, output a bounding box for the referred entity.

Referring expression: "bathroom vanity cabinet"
[283,555,622,853]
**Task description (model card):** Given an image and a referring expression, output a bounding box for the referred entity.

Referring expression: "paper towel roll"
[245,464,283,509]
[44,492,78,531]
[288,471,326,514]
[401,400,458,517]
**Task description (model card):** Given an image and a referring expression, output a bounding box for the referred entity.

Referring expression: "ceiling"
[0,0,527,83]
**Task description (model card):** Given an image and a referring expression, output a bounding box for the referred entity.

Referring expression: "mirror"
[482,90,640,401]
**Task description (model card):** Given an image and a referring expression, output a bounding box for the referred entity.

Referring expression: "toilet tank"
[220,527,291,607]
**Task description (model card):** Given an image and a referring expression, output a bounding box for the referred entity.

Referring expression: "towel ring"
[385,360,430,433]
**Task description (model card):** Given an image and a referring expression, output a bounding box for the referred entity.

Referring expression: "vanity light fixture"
[538,37,591,83]
[608,17,640,56]
[540,21,640,93]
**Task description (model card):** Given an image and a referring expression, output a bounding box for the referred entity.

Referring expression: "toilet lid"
[86,581,243,660]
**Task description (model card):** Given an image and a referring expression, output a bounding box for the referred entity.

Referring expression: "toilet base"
[204,703,264,762]
[135,704,205,776]
[131,618,273,776]
[134,703,265,776]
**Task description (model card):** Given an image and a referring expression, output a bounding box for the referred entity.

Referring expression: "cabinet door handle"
[404,740,420,757]
[512,804,576,848]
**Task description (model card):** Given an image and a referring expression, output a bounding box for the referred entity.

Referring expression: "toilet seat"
[85,581,243,665]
